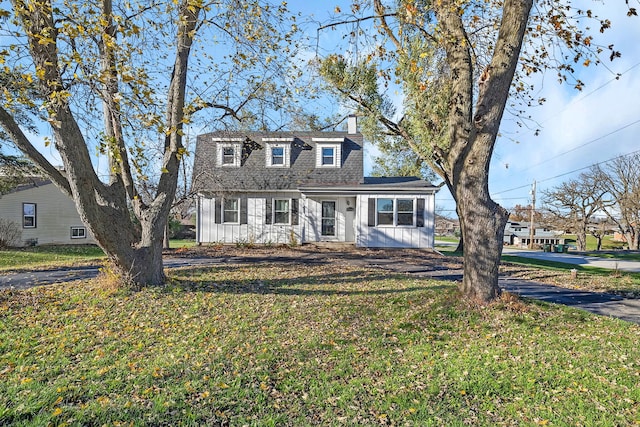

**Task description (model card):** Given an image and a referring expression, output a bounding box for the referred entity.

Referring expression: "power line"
[518,118,640,172]
[507,60,640,144]
[493,147,640,196]
[491,61,640,194]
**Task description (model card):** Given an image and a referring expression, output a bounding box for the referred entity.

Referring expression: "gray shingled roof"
[192,130,364,194]
[2,179,52,195]
[361,176,436,188]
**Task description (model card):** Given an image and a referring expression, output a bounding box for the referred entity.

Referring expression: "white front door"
[344,197,356,242]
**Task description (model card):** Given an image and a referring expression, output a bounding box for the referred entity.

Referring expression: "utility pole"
[529,180,536,249]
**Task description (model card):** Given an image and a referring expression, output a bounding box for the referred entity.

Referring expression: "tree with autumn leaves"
[0,0,301,287]
[320,0,637,302]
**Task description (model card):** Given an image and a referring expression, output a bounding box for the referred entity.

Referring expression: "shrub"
[0,219,21,249]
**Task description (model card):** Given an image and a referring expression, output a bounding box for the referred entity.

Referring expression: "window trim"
[215,140,242,167]
[273,198,291,225]
[314,142,342,168]
[222,197,240,224]
[23,202,36,229]
[265,142,291,168]
[374,198,417,227]
[70,226,87,239]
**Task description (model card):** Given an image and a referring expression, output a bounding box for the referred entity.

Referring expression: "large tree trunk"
[435,0,532,303]
[454,162,509,302]
[108,233,166,286]
[457,201,508,302]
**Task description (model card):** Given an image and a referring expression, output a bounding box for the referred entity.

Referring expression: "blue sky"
[6,0,640,219]
[294,1,640,217]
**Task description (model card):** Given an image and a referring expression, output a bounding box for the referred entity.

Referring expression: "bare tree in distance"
[542,171,605,251]
[591,154,640,250]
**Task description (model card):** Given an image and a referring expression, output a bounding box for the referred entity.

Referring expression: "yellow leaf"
[52,407,63,416]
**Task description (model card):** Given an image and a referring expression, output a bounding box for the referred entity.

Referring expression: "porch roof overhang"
[299,177,440,196]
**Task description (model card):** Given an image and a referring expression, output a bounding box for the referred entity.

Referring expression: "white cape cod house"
[191,117,439,248]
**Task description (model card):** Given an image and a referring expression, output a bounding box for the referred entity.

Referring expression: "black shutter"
[214,198,222,224]
[265,198,272,224]
[291,199,299,225]
[416,198,425,227]
[368,198,376,227]
[240,197,248,224]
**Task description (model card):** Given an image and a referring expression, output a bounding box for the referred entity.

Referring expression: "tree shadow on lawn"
[168,266,452,297]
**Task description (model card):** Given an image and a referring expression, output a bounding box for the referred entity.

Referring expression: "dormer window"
[213,137,243,167]
[271,146,285,165]
[313,137,343,168]
[263,137,293,168]
[321,147,335,166]
[222,147,236,165]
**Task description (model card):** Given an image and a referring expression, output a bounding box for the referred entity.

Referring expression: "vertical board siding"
[197,193,302,245]
[197,192,436,248]
[355,194,436,249]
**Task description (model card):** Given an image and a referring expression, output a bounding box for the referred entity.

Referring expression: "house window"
[397,199,414,226]
[222,147,236,165]
[223,198,239,223]
[274,199,290,224]
[271,147,284,165]
[375,198,416,226]
[376,199,394,225]
[216,142,241,167]
[315,143,341,168]
[23,203,36,228]
[266,143,290,168]
[71,226,86,239]
[322,147,335,166]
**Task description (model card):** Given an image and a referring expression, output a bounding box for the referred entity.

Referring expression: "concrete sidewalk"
[502,247,640,272]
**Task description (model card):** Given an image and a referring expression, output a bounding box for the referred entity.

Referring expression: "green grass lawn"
[581,251,640,261]
[169,239,197,249]
[0,240,197,272]
[0,245,106,272]
[1,263,638,425]
[561,234,626,252]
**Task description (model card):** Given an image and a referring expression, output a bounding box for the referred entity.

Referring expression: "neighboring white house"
[0,180,96,246]
[192,116,440,249]
[503,221,564,247]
